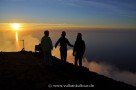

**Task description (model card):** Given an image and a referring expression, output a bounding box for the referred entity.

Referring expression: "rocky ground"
[0,52,135,89]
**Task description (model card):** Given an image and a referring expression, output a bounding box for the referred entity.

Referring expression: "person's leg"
[75,57,78,66]
[63,48,67,62]
[43,51,47,64]
[43,51,51,64]
[60,48,64,61]
[39,51,45,66]
[60,47,67,61]
[79,56,83,67]
[48,50,52,65]
[46,53,50,64]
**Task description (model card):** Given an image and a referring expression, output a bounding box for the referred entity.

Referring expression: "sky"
[0,0,136,29]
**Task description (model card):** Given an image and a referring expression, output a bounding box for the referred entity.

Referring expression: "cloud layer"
[0,30,39,51]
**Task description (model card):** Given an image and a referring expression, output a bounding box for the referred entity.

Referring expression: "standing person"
[55,31,73,62]
[41,30,53,64]
[73,33,86,67]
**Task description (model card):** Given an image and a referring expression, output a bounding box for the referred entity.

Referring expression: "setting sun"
[11,23,21,31]
[10,23,21,51]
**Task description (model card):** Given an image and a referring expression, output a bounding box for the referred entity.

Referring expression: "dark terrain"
[0,52,135,89]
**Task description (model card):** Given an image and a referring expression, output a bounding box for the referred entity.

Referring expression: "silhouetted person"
[55,31,73,62]
[73,33,85,67]
[41,30,53,64]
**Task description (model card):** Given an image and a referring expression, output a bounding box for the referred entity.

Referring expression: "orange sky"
[0,23,136,32]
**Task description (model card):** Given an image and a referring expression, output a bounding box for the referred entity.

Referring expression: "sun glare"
[10,23,21,51]
[11,23,21,31]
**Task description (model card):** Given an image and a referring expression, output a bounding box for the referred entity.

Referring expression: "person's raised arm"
[55,38,60,48]
[67,39,73,47]
[73,42,77,56]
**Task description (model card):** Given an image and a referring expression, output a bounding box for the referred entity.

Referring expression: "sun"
[11,23,21,31]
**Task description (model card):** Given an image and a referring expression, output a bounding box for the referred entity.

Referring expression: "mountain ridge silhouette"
[0,52,135,89]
